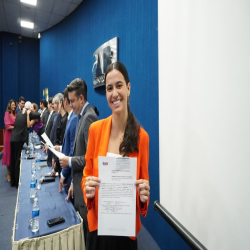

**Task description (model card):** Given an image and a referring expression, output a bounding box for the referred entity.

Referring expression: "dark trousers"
[86,230,138,250]
[10,141,23,187]
[47,150,53,167]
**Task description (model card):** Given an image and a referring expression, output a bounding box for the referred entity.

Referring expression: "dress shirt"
[45,110,53,131]
[40,108,45,117]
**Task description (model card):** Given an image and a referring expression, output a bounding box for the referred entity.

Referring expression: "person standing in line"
[16,96,25,113]
[55,94,68,146]
[10,101,41,188]
[48,93,62,168]
[2,99,16,182]
[51,88,78,194]
[59,78,98,245]
[51,93,68,176]
[44,97,55,138]
[82,62,150,250]
[40,99,49,126]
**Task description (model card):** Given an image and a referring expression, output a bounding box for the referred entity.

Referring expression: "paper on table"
[41,133,53,148]
[98,156,137,237]
[48,147,65,159]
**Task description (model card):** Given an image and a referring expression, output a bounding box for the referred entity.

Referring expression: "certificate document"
[98,156,137,236]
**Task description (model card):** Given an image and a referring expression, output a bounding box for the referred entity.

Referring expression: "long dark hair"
[6,99,16,114]
[105,62,140,156]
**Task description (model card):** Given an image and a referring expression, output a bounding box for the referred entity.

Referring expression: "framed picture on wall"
[92,37,118,88]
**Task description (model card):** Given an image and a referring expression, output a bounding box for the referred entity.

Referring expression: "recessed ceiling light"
[21,21,34,29]
[20,0,37,6]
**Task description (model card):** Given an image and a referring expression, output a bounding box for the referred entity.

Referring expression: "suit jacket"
[71,104,98,209]
[41,108,50,126]
[81,115,150,239]
[10,111,41,143]
[54,112,77,175]
[60,112,78,189]
[50,113,60,145]
[16,106,21,113]
[47,113,60,167]
[45,111,56,138]
[55,113,68,145]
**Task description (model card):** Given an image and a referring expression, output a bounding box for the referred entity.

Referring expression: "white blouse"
[106,152,122,158]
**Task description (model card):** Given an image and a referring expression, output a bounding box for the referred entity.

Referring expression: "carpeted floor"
[0,159,18,250]
[0,158,160,250]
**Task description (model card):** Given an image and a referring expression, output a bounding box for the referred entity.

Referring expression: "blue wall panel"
[2,32,19,119]
[0,32,40,128]
[40,1,190,249]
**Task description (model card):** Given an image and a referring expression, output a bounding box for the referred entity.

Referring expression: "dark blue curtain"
[0,32,40,128]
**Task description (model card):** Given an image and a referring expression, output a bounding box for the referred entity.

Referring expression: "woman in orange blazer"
[81,62,150,250]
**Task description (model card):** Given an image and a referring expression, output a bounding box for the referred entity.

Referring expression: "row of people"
[2,62,150,250]
[2,99,50,183]
[2,96,51,183]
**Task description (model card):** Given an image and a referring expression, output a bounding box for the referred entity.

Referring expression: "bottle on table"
[36,153,41,163]
[30,174,36,201]
[30,143,34,156]
[29,132,35,156]
[31,162,36,174]
[31,198,39,232]
[31,162,37,184]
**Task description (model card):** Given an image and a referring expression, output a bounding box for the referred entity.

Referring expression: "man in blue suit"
[53,88,78,194]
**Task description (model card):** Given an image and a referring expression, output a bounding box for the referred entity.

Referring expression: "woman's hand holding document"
[85,176,100,199]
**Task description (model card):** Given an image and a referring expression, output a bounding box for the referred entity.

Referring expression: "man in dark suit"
[10,101,40,187]
[44,97,55,138]
[52,88,78,194]
[59,78,97,243]
[46,94,61,167]
[15,96,25,113]
[40,99,49,126]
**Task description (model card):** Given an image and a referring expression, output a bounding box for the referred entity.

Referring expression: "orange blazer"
[81,115,150,240]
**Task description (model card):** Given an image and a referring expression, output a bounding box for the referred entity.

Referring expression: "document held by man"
[41,133,65,159]
[41,133,53,148]
[98,156,137,236]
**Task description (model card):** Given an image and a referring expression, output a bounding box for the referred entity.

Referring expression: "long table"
[12,149,85,250]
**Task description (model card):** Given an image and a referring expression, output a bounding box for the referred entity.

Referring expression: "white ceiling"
[0,0,83,39]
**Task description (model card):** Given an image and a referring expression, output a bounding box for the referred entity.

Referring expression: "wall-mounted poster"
[92,37,118,88]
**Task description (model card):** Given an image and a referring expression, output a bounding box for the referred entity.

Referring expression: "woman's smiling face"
[11,102,16,112]
[105,69,130,114]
